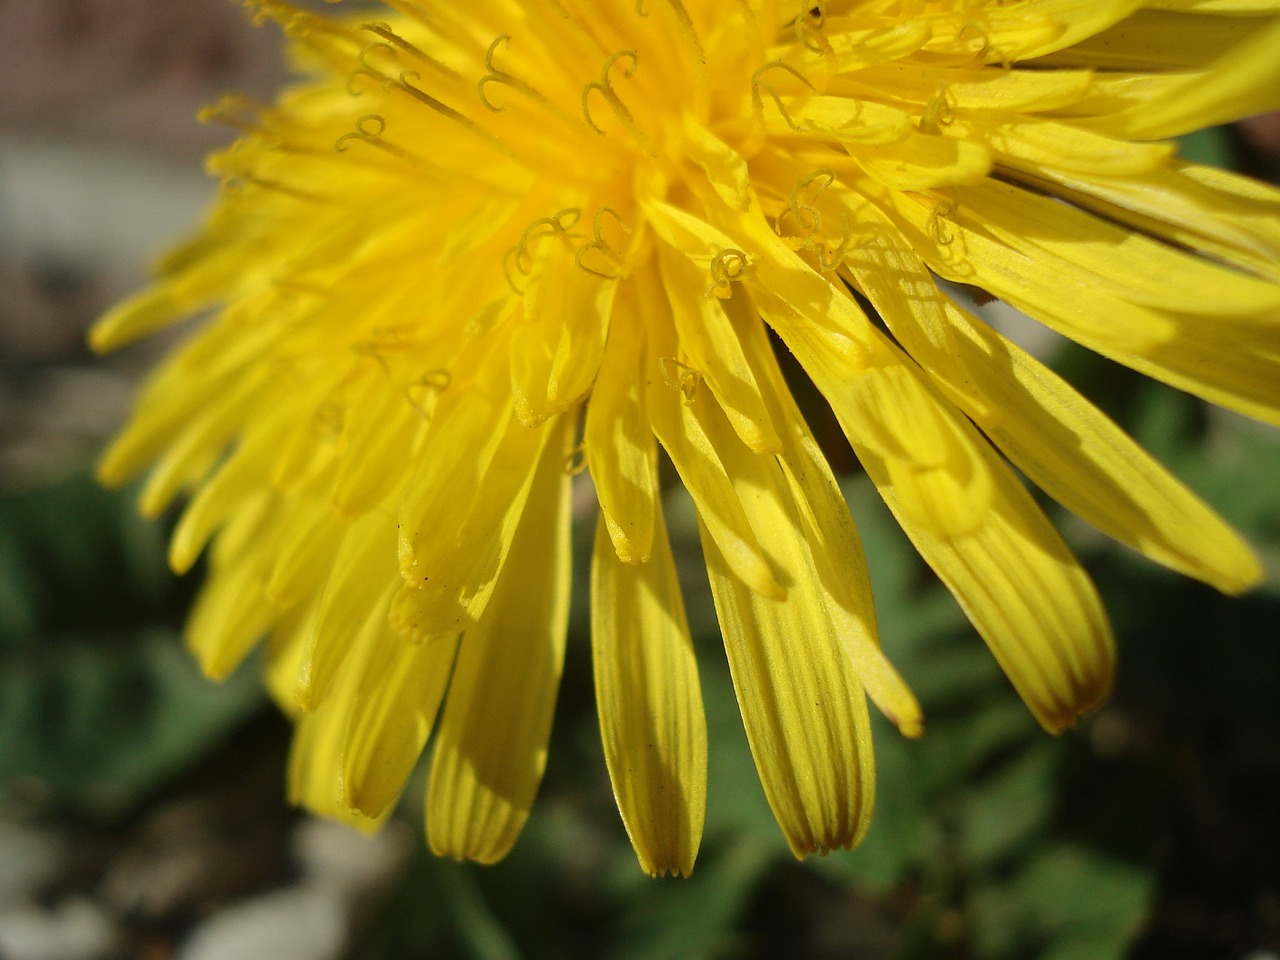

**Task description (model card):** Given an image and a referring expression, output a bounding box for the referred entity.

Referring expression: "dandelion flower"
[94,0,1280,877]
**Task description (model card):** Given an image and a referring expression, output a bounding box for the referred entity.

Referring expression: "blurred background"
[1,2,1278,959]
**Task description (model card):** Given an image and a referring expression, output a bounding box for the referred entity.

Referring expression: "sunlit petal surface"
[95,0,1280,874]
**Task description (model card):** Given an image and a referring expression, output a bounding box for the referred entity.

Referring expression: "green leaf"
[967,880,1030,958]
[0,470,263,814]
[1127,385,1280,542]
[958,745,1057,867]
[0,528,39,640]
[966,844,1152,960]
[1178,127,1235,170]
[1018,845,1153,960]
[0,633,264,813]
[612,838,774,960]
[0,472,173,647]
[434,860,524,960]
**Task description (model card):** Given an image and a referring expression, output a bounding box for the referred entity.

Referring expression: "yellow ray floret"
[95,0,1278,874]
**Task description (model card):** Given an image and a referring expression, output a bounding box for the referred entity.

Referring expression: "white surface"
[176,887,349,960]
[0,135,213,278]
[177,819,411,960]
[0,899,121,960]
[0,821,66,909]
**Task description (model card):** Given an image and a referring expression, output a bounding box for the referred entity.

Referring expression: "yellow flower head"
[94,0,1280,876]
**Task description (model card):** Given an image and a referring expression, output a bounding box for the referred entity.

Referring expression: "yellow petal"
[1087,15,1280,138]
[840,214,1262,595]
[100,360,269,492]
[990,161,1280,283]
[584,287,659,564]
[956,117,1174,177]
[263,600,312,717]
[654,202,996,540]
[186,546,275,682]
[840,61,1094,114]
[861,426,1115,732]
[341,621,459,819]
[850,131,993,191]
[727,291,923,737]
[264,504,345,608]
[683,115,751,211]
[329,374,429,519]
[1048,8,1278,71]
[89,287,186,355]
[295,509,396,710]
[287,622,401,834]
[645,309,785,600]
[209,490,274,570]
[956,179,1280,318]
[511,241,617,426]
[591,506,707,877]
[395,386,559,639]
[656,246,782,454]
[797,18,931,75]
[743,247,994,537]
[920,4,1072,62]
[288,711,385,836]
[1145,0,1280,12]
[780,96,915,146]
[169,433,278,574]
[425,418,572,864]
[709,208,1111,730]
[887,188,1280,425]
[695,397,875,857]
[88,230,258,353]
[641,197,749,271]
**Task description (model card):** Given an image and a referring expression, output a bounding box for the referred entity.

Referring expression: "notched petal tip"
[629,820,699,877]
[786,827,866,862]
[426,823,521,867]
[1034,662,1115,735]
[639,859,695,879]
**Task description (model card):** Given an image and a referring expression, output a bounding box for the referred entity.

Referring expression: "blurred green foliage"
[0,473,265,816]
